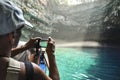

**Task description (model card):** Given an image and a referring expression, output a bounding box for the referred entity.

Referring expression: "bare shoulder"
[31,63,52,80]
[19,62,51,80]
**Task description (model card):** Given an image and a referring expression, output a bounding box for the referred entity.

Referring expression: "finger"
[48,37,51,42]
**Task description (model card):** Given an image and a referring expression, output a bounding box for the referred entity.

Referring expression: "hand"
[46,37,55,55]
[24,37,41,49]
[45,37,60,80]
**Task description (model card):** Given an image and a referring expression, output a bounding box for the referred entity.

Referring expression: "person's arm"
[19,37,59,80]
[11,37,41,57]
[19,61,52,80]
[28,48,40,64]
[11,45,28,57]
[32,63,52,80]
[46,37,60,80]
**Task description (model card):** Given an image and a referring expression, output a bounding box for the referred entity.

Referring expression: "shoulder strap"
[24,61,34,80]
[6,58,20,80]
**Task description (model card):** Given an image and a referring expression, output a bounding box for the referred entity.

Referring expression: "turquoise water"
[55,47,120,80]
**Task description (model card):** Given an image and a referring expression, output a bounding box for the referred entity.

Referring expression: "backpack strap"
[6,58,20,80]
[24,61,34,80]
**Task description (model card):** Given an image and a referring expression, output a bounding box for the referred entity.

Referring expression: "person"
[0,0,60,80]
[11,38,41,62]
[11,38,47,71]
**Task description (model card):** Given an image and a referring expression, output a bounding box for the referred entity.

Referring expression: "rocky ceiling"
[9,0,120,43]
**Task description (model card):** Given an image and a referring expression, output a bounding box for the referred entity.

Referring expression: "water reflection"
[55,47,120,80]
[56,48,97,80]
[85,47,120,80]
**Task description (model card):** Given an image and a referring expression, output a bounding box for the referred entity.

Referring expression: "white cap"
[0,0,33,35]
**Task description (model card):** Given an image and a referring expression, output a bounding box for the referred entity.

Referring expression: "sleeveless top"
[6,58,34,80]
[6,58,20,80]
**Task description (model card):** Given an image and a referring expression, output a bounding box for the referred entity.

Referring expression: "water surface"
[55,47,120,80]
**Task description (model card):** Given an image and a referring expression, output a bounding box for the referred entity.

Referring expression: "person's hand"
[46,37,55,55]
[24,37,41,49]
[46,37,60,80]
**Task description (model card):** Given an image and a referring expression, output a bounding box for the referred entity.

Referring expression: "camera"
[39,39,48,48]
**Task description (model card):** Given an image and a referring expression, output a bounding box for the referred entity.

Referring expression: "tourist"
[0,0,60,80]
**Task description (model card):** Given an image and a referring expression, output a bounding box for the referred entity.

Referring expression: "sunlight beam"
[58,0,97,6]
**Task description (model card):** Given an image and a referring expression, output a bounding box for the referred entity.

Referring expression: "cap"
[0,0,33,35]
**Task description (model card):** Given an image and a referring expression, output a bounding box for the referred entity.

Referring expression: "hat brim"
[24,20,33,28]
